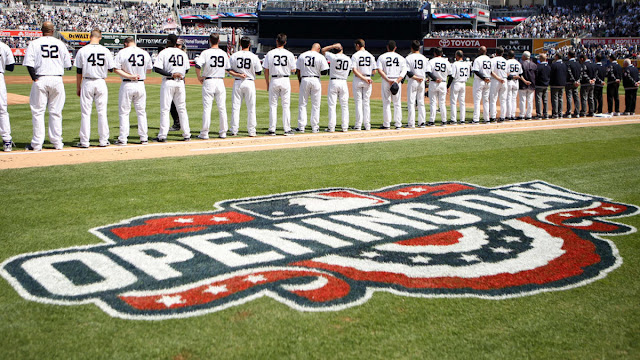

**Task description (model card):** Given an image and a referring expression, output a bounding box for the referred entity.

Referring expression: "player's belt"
[37,75,63,76]
[302,75,319,78]
[271,75,289,78]
[205,77,224,79]
[165,77,183,81]
[330,77,347,80]
[122,79,144,82]
[83,77,103,80]
[234,78,254,81]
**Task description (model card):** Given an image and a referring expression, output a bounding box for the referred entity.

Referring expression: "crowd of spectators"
[0,0,176,33]
[427,3,640,39]
[179,25,257,35]
[553,44,640,61]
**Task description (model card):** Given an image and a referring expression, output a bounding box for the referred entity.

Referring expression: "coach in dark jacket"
[579,54,596,117]
[535,54,550,119]
[593,54,607,114]
[518,51,536,119]
[550,54,567,118]
[607,54,623,115]
[565,51,581,117]
[622,59,639,115]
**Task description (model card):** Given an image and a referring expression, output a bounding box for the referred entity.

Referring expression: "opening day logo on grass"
[1,181,638,320]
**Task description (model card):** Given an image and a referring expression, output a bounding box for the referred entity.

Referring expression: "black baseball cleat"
[75,142,89,148]
[114,140,127,146]
[418,122,426,128]
[294,127,305,133]
[283,130,295,136]
[489,118,496,123]
[265,130,276,136]
[153,137,166,142]
[497,118,504,123]
[379,125,391,130]
[587,113,594,117]
[183,137,191,141]
[426,122,435,127]
[3,141,15,152]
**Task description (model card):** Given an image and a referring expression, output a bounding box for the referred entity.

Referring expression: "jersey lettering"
[169,54,184,67]
[386,57,400,67]
[128,54,145,67]
[414,59,423,69]
[237,57,251,69]
[273,55,288,67]
[434,62,446,72]
[304,56,315,67]
[87,53,105,67]
[459,67,469,77]
[509,64,519,73]
[358,57,371,67]
[209,55,225,68]
[497,61,506,70]
[335,59,349,71]
[482,61,491,70]
[41,44,59,59]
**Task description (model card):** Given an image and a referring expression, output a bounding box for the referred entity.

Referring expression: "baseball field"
[1,66,640,359]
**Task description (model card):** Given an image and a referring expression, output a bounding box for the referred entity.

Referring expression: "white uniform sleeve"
[145,51,153,71]
[398,56,407,79]
[325,52,335,63]
[5,46,15,66]
[195,51,205,68]
[23,42,35,68]
[295,54,303,72]
[62,44,71,69]
[376,56,384,72]
[74,48,83,69]
[472,58,479,72]
[106,50,115,70]
[153,51,164,69]
[320,55,329,72]
[289,53,296,72]
[262,53,270,70]
[371,54,377,70]
[113,51,123,70]
[224,53,231,71]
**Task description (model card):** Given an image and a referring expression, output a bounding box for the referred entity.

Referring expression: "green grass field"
[1,66,640,359]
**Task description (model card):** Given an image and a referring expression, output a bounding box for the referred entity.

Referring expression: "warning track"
[1,116,638,169]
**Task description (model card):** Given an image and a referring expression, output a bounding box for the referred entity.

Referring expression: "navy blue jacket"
[535,61,550,87]
[566,58,581,85]
[594,62,607,87]
[580,60,597,85]
[623,65,639,89]
[550,60,567,88]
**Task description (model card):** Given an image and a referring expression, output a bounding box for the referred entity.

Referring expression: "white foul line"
[189,119,640,153]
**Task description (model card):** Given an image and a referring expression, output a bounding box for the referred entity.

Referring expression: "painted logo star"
[203,285,228,295]
[410,255,432,264]
[156,295,186,308]
[460,253,481,263]
[603,206,621,212]
[410,187,427,193]
[397,192,412,197]
[502,236,522,243]
[244,274,267,284]
[559,213,574,217]
[491,247,513,254]
[360,251,381,258]
[211,216,229,222]
[487,225,505,232]
[583,210,599,215]
[173,218,194,223]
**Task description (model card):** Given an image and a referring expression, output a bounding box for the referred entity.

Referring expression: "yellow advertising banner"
[532,38,573,54]
[59,31,90,42]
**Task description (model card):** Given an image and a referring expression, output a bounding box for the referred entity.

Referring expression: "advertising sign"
[136,34,167,48]
[424,38,497,48]
[0,30,42,37]
[59,31,90,45]
[181,35,210,50]
[497,39,532,52]
[532,38,572,53]
[101,33,135,48]
[581,38,640,46]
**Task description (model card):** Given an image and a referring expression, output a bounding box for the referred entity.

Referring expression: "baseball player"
[228,36,262,137]
[195,33,230,139]
[377,40,407,129]
[426,47,450,126]
[550,53,567,119]
[322,43,352,132]
[351,39,377,130]
[593,54,607,115]
[621,59,639,115]
[153,34,191,142]
[518,51,536,120]
[578,54,596,117]
[295,43,328,133]
[405,40,428,128]
[535,54,550,119]
[606,54,622,116]
[565,51,581,118]
[448,50,471,125]
[489,47,508,123]
[24,21,72,151]
[0,39,15,151]
[471,46,492,124]
[75,29,134,148]
[505,50,523,121]
[263,33,296,136]
[113,37,153,145]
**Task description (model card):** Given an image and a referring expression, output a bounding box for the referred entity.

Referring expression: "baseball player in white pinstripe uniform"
[0,40,15,151]
[153,34,191,142]
[196,33,230,139]
[448,50,471,124]
[263,33,297,136]
[405,40,428,128]
[295,43,328,133]
[322,43,352,132]
[75,29,136,148]
[505,50,523,121]
[426,47,450,126]
[24,21,72,151]
[113,37,152,145]
[229,36,262,137]
[350,39,377,131]
[489,47,508,123]
[377,40,407,129]
[471,46,492,124]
